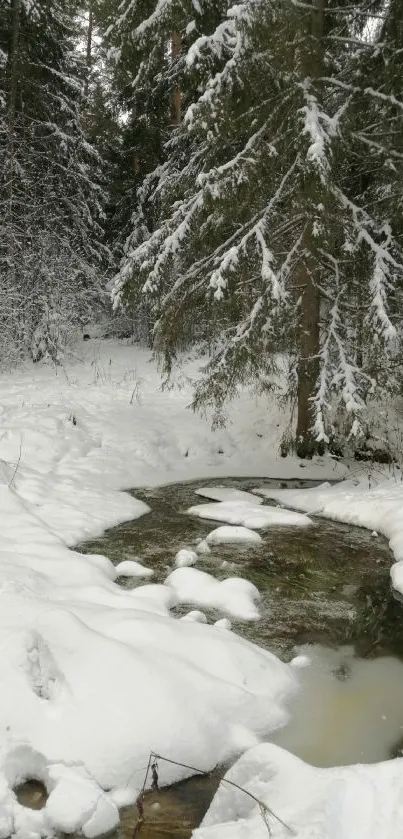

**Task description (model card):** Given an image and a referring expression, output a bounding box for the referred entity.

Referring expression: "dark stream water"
[18,478,403,838]
[79,477,402,659]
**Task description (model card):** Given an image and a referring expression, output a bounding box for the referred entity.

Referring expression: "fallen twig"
[131,751,296,837]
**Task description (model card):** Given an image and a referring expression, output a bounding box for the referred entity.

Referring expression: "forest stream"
[18,478,403,838]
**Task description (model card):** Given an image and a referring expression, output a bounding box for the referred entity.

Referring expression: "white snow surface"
[1,339,402,837]
[165,567,262,620]
[115,559,154,577]
[196,538,211,554]
[174,548,199,567]
[188,500,313,529]
[206,526,262,545]
[0,340,327,837]
[180,610,208,623]
[254,477,403,594]
[193,743,403,839]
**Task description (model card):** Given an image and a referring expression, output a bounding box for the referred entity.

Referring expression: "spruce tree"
[112,0,403,449]
[102,0,228,340]
[0,0,107,363]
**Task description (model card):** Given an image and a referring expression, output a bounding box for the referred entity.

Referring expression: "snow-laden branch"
[352,132,403,161]
[209,157,299,300]
[186,17,236,69]
[299,79,346,179]
[322,76,403,112]
[312,288,367,442]
[360,225,399,342]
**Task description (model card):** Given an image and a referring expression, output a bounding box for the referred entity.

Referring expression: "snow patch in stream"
[188,500,313,529]
[206,526,262,545]
[175,548,199,567]
[165,568,262,620]
[115,559,154,577]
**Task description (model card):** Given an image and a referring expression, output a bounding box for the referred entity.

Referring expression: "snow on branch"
[108,0,171,39]
[333,189,399,344]
[300,80,334,178]
[322,76,403,112]
[360,225,399,343]
[186,18,236,69]
[209,157,299,300]
[185,1,271,126]
[312,289,367,442]
[196,120,277,199]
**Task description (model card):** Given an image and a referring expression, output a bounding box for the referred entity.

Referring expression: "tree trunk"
[170,30,181,126]
[296,242,320,450]
[6,0,21,313]
[7,0,21,200]
[84,1,93,99]
[295,0,324,454]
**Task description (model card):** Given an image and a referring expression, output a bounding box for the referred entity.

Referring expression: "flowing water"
[78,478,403,659]
[18,478,403,837]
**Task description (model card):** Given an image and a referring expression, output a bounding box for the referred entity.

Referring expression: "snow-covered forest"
[1,0,402,453]
[1,3,403,839]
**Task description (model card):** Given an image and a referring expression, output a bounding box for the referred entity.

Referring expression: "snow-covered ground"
[193,742,403,839]
[0,339,344,838]
[0,338,402,838]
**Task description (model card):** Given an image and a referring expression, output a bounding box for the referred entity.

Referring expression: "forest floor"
[0,337,402,839]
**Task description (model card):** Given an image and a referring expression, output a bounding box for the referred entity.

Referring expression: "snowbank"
[1,340,398,837]
[0,528,296,836]
[0,342,320,837]
[194,743,403,839]
[254,477,403,595]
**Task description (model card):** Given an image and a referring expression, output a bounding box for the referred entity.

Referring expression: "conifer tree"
[101,0,226,251]
[112,0,403,450]
[0,0,107,363]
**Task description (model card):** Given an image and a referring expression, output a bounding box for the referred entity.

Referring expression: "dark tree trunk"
[295,0,324,455]
[7,0,21,199]
[6,0,22,297]
[170,31,181,126]
[84,1,93,99]
[296,244,320,450]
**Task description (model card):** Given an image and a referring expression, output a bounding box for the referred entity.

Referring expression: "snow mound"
[115,559,154,577]
[188,500,312,529]
[196,539,211,555]
[180,610,208,623]
[193,743,403,839]
[195,487,263,504]
[290,655,311,669]
[175,548,198,567]
[0,541,295,836]
[0,747,119,839]
[165,567,261,620]
[214,618,232,630]
[206,526,262,545]
[0,342,345,836]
